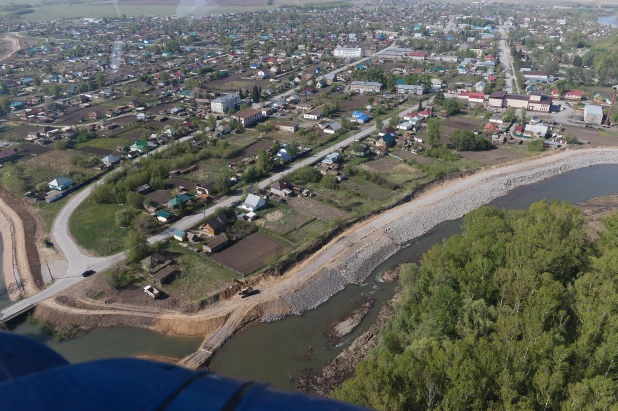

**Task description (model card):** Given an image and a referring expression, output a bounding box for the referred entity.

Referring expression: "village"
[0,1,617,310]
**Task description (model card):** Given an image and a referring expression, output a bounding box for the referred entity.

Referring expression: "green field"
[162,243,237,301]
[75,137,130,151]
[69,201,128,256]
[33,198,68,235]
[15,3,270,20]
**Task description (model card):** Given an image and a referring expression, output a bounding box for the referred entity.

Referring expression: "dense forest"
[334,200,618,410]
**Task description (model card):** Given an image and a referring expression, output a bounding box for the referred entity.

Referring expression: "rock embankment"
[267,150,618,323]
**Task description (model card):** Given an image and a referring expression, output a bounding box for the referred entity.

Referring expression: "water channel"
[8,164,618,390]
[598,14,618,28]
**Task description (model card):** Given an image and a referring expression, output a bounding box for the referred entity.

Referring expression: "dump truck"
[144,285,160,299]
[233,279,258,298]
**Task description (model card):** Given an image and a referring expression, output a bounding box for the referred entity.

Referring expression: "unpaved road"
[0,36,21,64]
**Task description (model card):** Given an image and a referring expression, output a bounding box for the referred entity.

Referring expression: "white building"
[333,47,363,58]
[584,104,604,126]
[211,94,240,114]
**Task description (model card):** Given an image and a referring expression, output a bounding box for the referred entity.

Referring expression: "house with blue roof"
[10,101,23,110]
[173,228,187,241]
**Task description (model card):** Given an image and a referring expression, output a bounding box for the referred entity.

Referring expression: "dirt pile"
[325,299,373,345]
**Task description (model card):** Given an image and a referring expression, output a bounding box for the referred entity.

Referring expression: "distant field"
[2,0,367,19]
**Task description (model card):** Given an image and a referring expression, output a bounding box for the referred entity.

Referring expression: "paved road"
[497,26,518,94]
[0,90,423,321]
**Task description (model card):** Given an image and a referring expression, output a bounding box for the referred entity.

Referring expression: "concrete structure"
[584,104,604,126]
[350,81,382,93]
[211,94,240,114]
[489,91,552,112]
[231,108,263,127]
[396,84,426,95]
[333,47,362,58]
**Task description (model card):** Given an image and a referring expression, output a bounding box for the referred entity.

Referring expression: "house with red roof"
[408,51,427,61]
[564,90,583,101]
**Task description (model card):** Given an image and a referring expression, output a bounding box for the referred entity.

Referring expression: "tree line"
[334,200,618,410]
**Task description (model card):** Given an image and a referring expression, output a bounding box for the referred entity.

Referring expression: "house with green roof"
[167,194,191,209]
[130,140,148,154]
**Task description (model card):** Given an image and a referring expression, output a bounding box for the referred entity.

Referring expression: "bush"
[105,267,137,290]
[528,139,545,152]
[425,145,460,162]
[288,166,322,185]
[321,175,339,189]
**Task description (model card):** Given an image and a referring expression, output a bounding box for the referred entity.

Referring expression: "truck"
[144,285,160,299]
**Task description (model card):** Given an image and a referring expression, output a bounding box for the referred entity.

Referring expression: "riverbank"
[31,148,618,369]
[0,188,42,298]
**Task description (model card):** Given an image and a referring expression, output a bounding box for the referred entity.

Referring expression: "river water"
[598,14,618,28]
[8,164,618,389]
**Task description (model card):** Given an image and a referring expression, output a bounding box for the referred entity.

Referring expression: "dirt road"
[0,36,22,64]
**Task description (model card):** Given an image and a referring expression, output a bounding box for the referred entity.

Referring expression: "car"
[81,270,96,277]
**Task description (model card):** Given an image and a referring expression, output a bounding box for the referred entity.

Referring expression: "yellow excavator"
[233,279,258,298]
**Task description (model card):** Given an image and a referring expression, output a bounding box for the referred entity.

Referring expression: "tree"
[252,85,260,103]
[214,173,231,195]
[256,149,272,172]
[124,230,150,263]
[0,96,10,112]
[573,55,583,67]
[503,107,516,123]
[115,209,135,227]
[33,75,41,86]
[451,130,491,151]
[243,166,258,183]
[375,118,383,132]
[206,115,217,131]
[520,107,527,124]
[95,72,106,89]
[426,118,444,147]
[125,192,144,209]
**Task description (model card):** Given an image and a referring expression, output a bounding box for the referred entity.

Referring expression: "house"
[135,184,153,195]
[231,108,263,127]
[240,194,266,212]
[101,154,121,166]
[211,94,240,114]
[100,88,113,98]
[154,265,177,285]
[323,121,342,135]
[322,152,342,165]
[524,123,549,137]
[0,149,18,164]
[141,253,173,272]
[203,233,229,253]
[376,133,395,147]
[173,228,187,241]
[167,194,191,209]
[398,121,414,130]
[564,90,583,101]
[130,141,149,154]
[201,213,228,236]
[271,180,293,197]
[136,112,147,121]
[196,181,215,196]
[48,177,72,191]
[156,210,173,223]
[89,111,102,119]
[303,105,325,121]
[277,122,299,133]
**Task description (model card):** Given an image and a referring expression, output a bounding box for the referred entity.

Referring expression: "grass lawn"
[33,198,67,235]
[162,242,237,301]
[255,204,313,237]
[286,219,331,245]
[69,201,128,256]
[75,137,130,151]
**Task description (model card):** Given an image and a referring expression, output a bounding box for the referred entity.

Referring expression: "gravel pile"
[385,151,618,245]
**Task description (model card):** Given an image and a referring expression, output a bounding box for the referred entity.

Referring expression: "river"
[8,164,618,390]
[598,14,618,28]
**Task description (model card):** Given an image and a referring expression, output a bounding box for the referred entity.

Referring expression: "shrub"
[105,267,137,290]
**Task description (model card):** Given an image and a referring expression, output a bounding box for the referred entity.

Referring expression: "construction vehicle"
[233,279,258,298]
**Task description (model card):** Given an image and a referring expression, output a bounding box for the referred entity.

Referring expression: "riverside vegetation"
[334,199,618,410]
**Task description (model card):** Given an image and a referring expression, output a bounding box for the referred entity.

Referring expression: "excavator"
[233,279,258,298]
